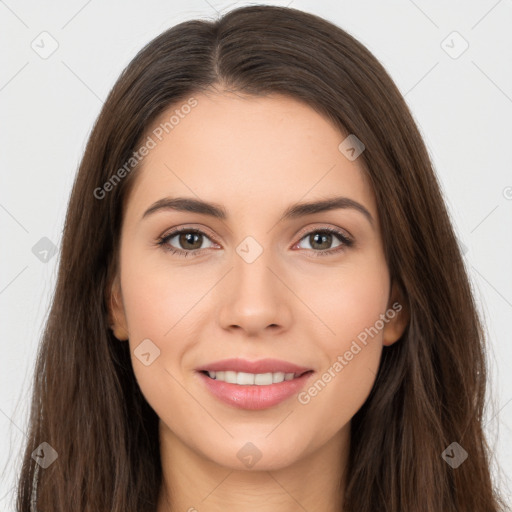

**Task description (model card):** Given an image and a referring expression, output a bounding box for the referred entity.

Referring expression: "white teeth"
[224,371,237,384]
[206,370,300,385]
[236,372,255,385]
[272,372,285,384]
[255,372,273,385]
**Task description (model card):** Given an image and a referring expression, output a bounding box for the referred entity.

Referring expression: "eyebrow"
[141,196,374,226]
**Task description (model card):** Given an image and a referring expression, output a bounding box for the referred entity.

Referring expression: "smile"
[196,361,315,410]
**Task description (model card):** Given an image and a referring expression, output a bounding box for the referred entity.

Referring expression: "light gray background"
[1,0,511,509]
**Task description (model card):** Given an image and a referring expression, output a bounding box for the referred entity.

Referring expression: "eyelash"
[156,226,354,258]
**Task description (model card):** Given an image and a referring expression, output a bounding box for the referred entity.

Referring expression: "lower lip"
[197,371,314,410]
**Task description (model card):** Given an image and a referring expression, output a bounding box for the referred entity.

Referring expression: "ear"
[107,275,129,341]
[382,281,409,346]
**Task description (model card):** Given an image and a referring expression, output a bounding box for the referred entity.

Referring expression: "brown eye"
[307,232,335,250]
[158,228,216,256]
[177,232,203,250]
[296,228,353,256]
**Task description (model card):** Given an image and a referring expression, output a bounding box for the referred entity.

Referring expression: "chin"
[205,437,309,472]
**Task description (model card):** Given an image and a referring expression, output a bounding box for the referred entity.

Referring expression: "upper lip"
[196,358,312,375]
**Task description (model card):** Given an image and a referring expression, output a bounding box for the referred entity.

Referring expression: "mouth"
[195,358,315,410]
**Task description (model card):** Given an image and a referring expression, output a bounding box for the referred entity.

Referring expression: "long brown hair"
[16,5,507,511]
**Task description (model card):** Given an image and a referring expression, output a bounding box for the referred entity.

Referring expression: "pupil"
[181,233,201,249]
[312,232,331,250]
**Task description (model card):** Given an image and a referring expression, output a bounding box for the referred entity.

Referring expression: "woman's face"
[109,90,406,471]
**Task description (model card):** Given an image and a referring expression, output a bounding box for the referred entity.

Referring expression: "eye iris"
[310,232,332,250]
[180,232,202,250]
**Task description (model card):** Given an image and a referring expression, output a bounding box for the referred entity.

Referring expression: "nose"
[216,248,292,337]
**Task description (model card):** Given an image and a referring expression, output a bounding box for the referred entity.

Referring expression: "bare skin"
[108,89,408,512]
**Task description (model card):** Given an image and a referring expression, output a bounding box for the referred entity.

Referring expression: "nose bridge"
[232,235,280,302]
[217,234,290,333]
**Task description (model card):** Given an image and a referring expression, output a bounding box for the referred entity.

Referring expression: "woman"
[16,4,507,511]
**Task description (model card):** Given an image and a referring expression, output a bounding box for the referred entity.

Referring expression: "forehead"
[124,91,376,223]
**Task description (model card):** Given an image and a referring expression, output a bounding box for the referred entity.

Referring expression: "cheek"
[119,250,217,406]
[318,257,390,349]
[297,260,389,419]
[120,263,199,429]
[119,249,209,343]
